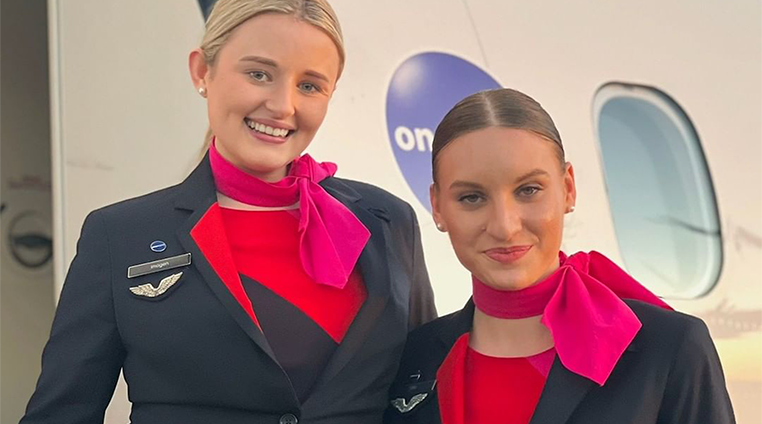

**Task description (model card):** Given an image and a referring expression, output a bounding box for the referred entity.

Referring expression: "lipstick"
[484,245,532,264]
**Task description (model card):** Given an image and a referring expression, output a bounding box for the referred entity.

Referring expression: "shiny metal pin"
[391,393,428,414]
[150,240,167,252]
[129,272,183,298]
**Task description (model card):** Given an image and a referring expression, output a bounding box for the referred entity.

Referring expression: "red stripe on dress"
[220,207,366,343]
[190,203,260,328]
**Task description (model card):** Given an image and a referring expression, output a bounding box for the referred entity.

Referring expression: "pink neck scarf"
[472,251,672,386]
[209,141,370,289]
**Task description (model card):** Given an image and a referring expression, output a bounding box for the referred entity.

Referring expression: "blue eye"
[458,193,484,204]
[248,71,269,82]
[299,82,320,93]
[517,186,541,197]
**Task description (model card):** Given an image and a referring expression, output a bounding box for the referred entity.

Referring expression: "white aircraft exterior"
[4,0,758,422]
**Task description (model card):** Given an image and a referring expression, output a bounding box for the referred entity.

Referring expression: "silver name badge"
[127,253,191,279]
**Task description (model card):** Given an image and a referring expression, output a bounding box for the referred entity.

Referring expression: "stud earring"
[436,222,445,232]
[198,87,206,97]
[568,205,576,213]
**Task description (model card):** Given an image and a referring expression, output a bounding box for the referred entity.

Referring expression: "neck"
[258,168,288,183]
[216,193,299,211]
[235,162,288,183]
[469,256,565,357]
[470,307,553,357]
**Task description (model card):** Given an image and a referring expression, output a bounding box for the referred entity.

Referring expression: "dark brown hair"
[432,88,565,182]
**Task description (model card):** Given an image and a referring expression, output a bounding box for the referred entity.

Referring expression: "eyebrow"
[515,169,551,182]
[305,70,330,83]
[449,180,484,190]
[239,55,331,83]
[239,55,278,67]
[448,169,550,190]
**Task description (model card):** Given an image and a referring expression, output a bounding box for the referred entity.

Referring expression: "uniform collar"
[173,153,368,213]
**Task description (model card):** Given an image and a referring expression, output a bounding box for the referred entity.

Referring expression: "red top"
[219,207,367,343]
[464,347,550,424]
[209,140,370,288]
[438,334,555,424]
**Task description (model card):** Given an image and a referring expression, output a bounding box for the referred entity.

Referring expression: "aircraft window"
[593,83,722,299]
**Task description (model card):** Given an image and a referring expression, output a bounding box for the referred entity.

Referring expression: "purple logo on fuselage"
[386,52,500,212]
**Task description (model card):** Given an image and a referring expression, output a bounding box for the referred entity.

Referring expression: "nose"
[265,81,296,118]
[484,195,522,241]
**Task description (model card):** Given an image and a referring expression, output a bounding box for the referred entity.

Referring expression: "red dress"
[218,207,367,401]
[438,334,555,424]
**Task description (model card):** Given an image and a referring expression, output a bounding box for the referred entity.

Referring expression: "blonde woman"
[21,1,435,423]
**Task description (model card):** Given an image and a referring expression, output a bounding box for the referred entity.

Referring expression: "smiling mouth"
[244,118,295,139]
[484,245,532,264]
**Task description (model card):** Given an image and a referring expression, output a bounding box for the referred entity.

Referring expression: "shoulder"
[625,303,735,421]
[626,299,709,337]
[331,177,414,216]
[625,299,715,359]
[407,308,463,344]
[403,314,450,354]
[89,183,184,225]
[390,305,471,401]
[401,305,470,364]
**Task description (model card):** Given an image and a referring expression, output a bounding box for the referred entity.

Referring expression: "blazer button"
[279,413,298,424]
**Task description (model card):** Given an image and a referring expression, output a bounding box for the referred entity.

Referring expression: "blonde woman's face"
[203,13,340,181]
[431,127,576,291]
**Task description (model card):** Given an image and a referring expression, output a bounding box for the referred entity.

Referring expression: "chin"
[479,268,534,292]
[237,152,292,174]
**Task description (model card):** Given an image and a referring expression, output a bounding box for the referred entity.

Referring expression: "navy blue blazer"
[385,299,735,424]
[22,156,436,424]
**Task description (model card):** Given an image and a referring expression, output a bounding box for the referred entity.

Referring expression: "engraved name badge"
[127,253,191,279]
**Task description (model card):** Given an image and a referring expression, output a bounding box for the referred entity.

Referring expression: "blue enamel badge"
[150,240,167,253]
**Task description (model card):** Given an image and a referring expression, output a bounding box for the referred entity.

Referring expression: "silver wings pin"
[129,272,183,298]
[391,393,428,414]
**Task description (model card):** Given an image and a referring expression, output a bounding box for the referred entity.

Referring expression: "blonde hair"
[199,0,345,150]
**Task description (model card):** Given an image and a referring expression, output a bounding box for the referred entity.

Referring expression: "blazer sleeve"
[657,317,735,424]
[406,204,437,331]
[21,211,125,424]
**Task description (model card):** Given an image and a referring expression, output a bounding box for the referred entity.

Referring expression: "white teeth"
[246,119,291,137]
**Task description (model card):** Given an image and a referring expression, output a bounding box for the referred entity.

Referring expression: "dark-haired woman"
[384,88,734,424]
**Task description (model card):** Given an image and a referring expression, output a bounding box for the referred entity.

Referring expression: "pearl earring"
[198,87,206,97]
[568,206,576,213]
[436,222,445,232]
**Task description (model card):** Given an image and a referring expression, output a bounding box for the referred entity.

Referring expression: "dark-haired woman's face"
[430,127,576,291]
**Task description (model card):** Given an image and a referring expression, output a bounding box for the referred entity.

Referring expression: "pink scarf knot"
[473,251,672,386]
[209,142,370,289]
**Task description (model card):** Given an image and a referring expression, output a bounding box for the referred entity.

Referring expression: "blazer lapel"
[431,300,476,423]
[310,177,393,388]
[426,300,639,424]
[530,316,641,424]
[528,356,595,424]
[173,156,280,365]
[432,301,596,424]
